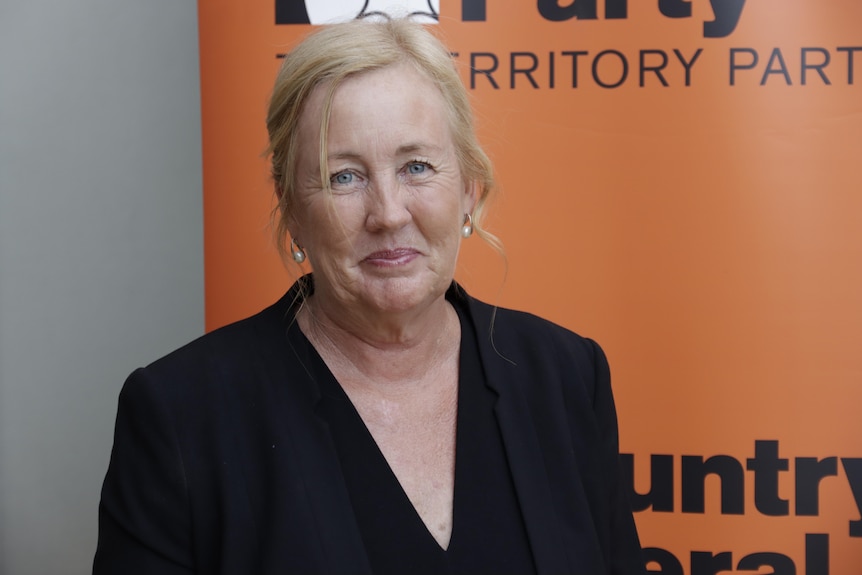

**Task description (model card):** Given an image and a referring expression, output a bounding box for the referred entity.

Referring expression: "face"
[290,63,476,317]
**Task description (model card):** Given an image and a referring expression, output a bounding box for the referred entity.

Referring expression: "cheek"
[305,197,365,250]
[418,201,464,246]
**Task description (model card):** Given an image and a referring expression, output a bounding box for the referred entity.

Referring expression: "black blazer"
[94,278,645,574]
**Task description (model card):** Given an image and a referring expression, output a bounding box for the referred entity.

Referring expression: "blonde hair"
[265,18,498,263]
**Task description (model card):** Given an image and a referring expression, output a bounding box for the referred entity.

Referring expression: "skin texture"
[289,62,477,549]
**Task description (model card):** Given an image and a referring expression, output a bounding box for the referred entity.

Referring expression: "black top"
[94,277,647,574]
[312,306,537,575]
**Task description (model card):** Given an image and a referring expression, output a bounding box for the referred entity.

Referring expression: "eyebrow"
[326,142,444,162]
[395,143,442,155]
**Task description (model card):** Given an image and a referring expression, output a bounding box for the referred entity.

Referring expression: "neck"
[297,293,460,388]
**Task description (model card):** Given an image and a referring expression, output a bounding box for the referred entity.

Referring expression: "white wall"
[0,1,204,573]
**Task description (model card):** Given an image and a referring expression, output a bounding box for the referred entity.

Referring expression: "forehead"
[299,63,453,150]
[332,61,439,102]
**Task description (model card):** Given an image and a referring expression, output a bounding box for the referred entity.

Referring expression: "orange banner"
[198,1,862,570]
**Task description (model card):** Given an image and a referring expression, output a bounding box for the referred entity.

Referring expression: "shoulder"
[456,287,607,378]
[120,289,299,411]
[152,286,300,371]
[451,285,611,411]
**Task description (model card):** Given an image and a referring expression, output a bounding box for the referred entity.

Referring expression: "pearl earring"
[461,214,473,238]
[290,239,306,263]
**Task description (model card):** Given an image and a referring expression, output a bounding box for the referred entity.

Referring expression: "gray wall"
[0,1,204,573]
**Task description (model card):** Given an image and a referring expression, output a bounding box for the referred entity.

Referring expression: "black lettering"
[761,48,792,85]
[621,453,674,512]
[747,439,790,515]
[462,0,486,21]
[737,552,795,575]
[659,0,691,18]
[729,48,758,86]
[704,0,746,38]
[274,0,309,25]
[841,458,862,537]
[674,48,703,86]
[549,52,555,89]
[795,457,837,515]
[510,52,540,89]
[806,533,830,575]
[538,0,597,21]
[691,551,732,575]
[801,47,831,85]
[837,46,862,84]
[470,53,499,89]
[561,50,588,88]
[640,50,670,87]
[682,455,744,514]
[643,547,684,575]
[605,0,627,19]
[592,50,628,88]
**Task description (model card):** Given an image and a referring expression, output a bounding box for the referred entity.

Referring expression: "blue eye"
[407,162,428,174]
[332,171,353,185]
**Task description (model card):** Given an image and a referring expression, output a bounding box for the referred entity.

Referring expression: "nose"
[364,172,411,232]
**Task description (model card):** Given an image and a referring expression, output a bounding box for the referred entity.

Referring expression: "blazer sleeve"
[586,339,646,575]
[93,368,194,575]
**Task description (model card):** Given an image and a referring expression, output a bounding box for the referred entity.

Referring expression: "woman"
[94,18,645,575]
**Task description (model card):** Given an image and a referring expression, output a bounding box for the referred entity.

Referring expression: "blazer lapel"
[245,286,374,574]
[491,381,574,574]
[463,294,573,575]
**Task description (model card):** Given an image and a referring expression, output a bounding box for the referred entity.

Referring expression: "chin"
[362,274,447,314]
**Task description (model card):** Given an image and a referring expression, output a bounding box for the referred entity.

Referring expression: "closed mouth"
[363,248,420,265]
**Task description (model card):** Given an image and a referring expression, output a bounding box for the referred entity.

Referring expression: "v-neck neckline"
[307,312,467,555]
[304,301,536,575]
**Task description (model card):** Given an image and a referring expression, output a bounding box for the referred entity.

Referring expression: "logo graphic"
[276,0,744,38]
[276,0,439,25]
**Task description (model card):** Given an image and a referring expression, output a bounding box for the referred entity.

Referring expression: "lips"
[362,247,420,266]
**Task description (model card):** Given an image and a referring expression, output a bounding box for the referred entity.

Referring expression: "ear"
[286,213,301,242]
[276,184,303,240]
[463,179,479,214]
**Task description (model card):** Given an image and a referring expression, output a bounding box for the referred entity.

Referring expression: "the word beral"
[462,49,703,90]
[643,533,829,575]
